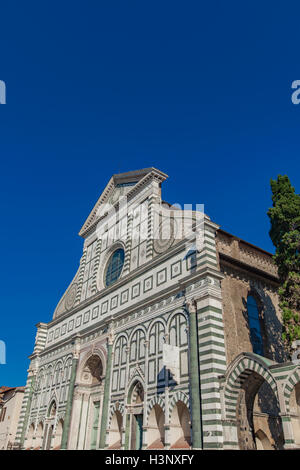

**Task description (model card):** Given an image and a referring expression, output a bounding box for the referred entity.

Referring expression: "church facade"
[16,168,300,450]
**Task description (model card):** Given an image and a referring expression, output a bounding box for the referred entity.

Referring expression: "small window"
[105,248,125,287]
[0,407,6,422]
[247,295,264,356]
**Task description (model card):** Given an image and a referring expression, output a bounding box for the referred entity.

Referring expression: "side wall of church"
[216,230,287,366]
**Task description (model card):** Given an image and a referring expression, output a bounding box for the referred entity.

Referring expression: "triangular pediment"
[79,167,167,237]
[128,364,145,383]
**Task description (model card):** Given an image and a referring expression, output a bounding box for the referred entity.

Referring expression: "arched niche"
[289,382,300,447]
[107,411,123,449]
[147,404,165,449]
[81,354,103,386]
[169,401,191,449]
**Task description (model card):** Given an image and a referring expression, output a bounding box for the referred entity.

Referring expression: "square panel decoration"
[83,310,90,324]
[156,268,167,286]
[120,289,129,305]
[143,276,153,293]
[101,300,108,315]
[110,295,119,310]
[92,306,99,320]
[171,260,182,279]
[131,282,140,299]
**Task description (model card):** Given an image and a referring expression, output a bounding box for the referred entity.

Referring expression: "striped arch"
[147,318,166,341]
[27,421,36,433]
[283,368,300,413]
[128,324,147,342]
[168,391,189,420]
[56,411,65,424]
[63,354,73,366]
[113,332,128,353]
[146,395,166,422]
[47,394,58,417]
[224,353,278,420]
[36,367,45,389]
[78,346,106,381]
[126,369,146,406]
[53,360,64,385]
[54,359,64,369]
[108,402,125,426]
[166,309,188,331]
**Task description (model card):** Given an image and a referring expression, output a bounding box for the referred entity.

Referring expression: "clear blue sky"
[1,1,300,386]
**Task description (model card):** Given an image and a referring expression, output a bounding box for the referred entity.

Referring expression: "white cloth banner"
[163,344,180,384]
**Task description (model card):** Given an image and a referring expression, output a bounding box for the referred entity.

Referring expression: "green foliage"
[267,175,300,350]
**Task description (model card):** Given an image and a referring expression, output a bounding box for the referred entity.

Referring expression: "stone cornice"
[219,252,279,285]
[217,228,274,258]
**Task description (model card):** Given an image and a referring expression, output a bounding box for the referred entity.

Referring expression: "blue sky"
[1,1,300,385]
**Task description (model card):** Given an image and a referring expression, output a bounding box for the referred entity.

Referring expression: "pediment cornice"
[79,168,168,238]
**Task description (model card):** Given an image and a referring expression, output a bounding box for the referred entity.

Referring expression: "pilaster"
[60,336,80,449]
[99,324,114,448]
[186,299,202,449]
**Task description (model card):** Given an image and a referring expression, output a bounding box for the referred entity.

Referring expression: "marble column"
[99,326,114,449]
[186,299,202,449]
[61,337,80,449]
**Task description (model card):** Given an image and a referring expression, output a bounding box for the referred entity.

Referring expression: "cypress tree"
[267,175,300,350]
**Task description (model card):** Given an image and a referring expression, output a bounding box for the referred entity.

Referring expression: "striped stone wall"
[194,225,227,449]
[15,372,36,448]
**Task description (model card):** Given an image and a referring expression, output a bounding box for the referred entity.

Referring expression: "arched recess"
[146,404,165,449]
[107,402,125,449]
[224,354,278,420]
[112,335,128,392]
[128,328,147,364]
[45,424,54,451]
[146,395,165,420]
[73,352,104,450]
[223,353,283,450]
[167,311,188,341]
[126,379,145,450]
[255,429,273,450]
[63,357,73,382]
[167,312,188,383]
[283,369,300,413]
[25,423,35,450]
[288,381,300,447]
[80,354,103,386]
[169,400,191,449]
[53,419,64,450]
[54,361,63,386]
[113,334,128,362]
[147,320,166,384]
[107,411,123,449]
[34,422,44,450]
[47,399,57,418]
[46,365,53,388]
[168,391,189,420]
[36,368,45,390]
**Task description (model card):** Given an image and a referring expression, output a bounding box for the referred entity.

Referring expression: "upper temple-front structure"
[16,167,300,450]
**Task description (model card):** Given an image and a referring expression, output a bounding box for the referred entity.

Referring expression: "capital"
[185,298,197,314]
[72,334,81,358]
[108,322,115,346]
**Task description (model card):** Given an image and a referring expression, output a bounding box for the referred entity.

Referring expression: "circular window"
[104,248,125,287]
